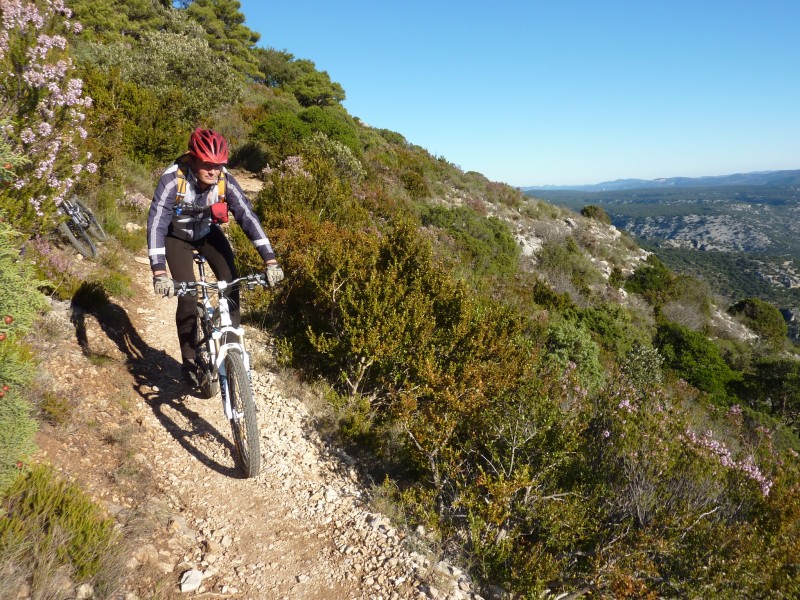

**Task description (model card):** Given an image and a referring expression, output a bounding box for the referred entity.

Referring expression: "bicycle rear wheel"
[75,198,107,241]
[224,351,260,478]
[194,313,219,399]
[58,218,97,258]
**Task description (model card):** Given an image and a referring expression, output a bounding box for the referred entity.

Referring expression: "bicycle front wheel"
[58,218,97,258]
[224,351,260,478]
[75,199,107,241]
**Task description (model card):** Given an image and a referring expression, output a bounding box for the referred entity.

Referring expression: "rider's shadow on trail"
[70,283,242,479]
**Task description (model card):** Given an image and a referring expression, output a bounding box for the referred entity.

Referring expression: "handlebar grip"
[174,282,196,297]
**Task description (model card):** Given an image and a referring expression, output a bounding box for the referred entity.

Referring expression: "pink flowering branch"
[684,428,773,496]
[0,0,94,227]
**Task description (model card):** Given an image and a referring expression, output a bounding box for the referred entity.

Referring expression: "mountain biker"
[147,128,283,386]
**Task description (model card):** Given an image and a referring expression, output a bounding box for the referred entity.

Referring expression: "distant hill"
[525,178,800,309]
[525,169,800,192]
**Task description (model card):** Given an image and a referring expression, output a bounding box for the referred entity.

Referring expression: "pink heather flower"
[729,405,742,416]
[72,22,82,34]
[685,428,773,496]
[85,162,97,174]
[602,430,611,439]
[20,128,35,144]
[0,30,9,60]
[72,164,82,174]
[281,155,311,179]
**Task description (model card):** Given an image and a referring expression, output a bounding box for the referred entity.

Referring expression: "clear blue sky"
[237,1,800,187]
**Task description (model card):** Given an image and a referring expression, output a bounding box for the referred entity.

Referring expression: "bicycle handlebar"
[174,273,268,297]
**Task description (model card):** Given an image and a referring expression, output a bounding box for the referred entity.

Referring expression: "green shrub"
[655,321,740,402]
[624,254,675,304]
[584,371,790,598]
[400,169,430,201]
[620,341,664,391]
[303,132,365,183]
[39,391,73,426]
[729,297,788,349]
[0,382,37,494]
[24,236,81,301]
[229,139,271,172]
[299,106,361,155]
[576,303,650,361]
[421,205,520,277]
[97,271,132,299]
[376,128,407,146]
[544,319,605,391]
[0,465,118,583]
[739,356,800,434]
[537,237,602,294]
[81,65,188,170]
[609,266,625,287]
[256,154,369,228]
[580,204,612,224]
[250,112,312,163]
[0,119,29,187]
[0,225,49,333]
[0,223,48,492]
[79,30,243,126]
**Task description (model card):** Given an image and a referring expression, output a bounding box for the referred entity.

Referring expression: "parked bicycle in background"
[57,195,107,258]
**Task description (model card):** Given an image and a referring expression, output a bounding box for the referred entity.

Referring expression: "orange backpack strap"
[175,162,189,205]
[216,170,226,203]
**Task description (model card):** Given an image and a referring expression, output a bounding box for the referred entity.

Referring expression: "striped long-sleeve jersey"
[146,163,276,273]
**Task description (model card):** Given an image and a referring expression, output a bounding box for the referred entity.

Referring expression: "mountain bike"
[174,253,268,478]
[57,195,107,258]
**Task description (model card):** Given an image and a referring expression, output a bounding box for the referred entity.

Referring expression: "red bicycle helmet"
[188,128,229,163]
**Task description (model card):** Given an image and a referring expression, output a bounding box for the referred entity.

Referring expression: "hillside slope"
[29,182,480,600]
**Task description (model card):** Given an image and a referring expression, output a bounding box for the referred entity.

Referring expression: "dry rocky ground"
[26,171,485,600]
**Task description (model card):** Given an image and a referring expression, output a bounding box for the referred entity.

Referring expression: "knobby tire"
[194,312,219,399]
[75,199,107,241]
[58,218,96,258]
[225,351,260,478]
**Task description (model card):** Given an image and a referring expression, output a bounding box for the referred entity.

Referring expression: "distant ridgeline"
[526,170,800,333]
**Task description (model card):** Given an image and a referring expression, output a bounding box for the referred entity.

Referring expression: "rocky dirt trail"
[29,171,483,600]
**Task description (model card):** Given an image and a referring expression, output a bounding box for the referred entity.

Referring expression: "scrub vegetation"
[1,1,798,597]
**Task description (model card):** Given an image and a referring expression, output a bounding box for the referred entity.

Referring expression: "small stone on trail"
[179,569,203,593]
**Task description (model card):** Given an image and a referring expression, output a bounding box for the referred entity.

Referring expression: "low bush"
[0,223,48,493]
[655,321,740,403]
[0,465,119,592]
[729,297,788,350]
[536,236,603,295]
[421,205,520,277]
[580,204,612,224]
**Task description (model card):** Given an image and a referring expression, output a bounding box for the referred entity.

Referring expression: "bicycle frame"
[182,254,263,419]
